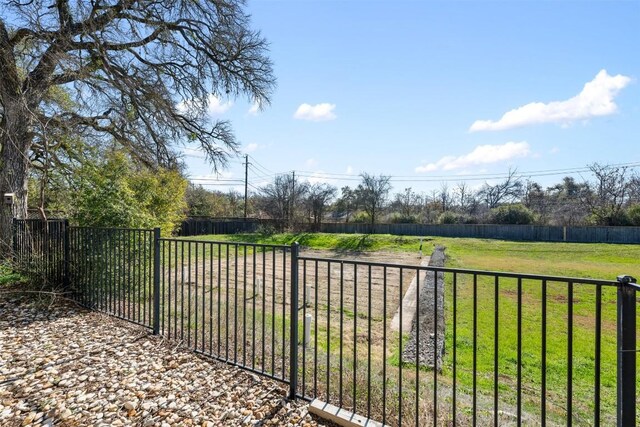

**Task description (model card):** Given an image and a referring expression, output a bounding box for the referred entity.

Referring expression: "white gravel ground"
[0,291,329,427]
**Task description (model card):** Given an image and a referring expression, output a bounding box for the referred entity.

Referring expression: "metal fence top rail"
[297,255,617,287]
[69,225,154,232]
[15,218,67,221]
[159,237,290,250]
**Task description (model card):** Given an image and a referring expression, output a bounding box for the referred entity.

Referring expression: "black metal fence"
[156,238,294,382]
[12,218,67,286]
[294,256,638,426]
[67,227,156,328]
[11,219,639,426]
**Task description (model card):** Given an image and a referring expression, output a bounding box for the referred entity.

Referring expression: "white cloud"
[470,70,632,132]
[345,165,354,174]
[244,143,259,153]
[293,103,337,122]
[305,158,318,168]
[549,146,560,154]
[248,101,261,116]
[177,94,233,117]
[181,147,206,159]
[207,94,233,115]
[415,141,531,173]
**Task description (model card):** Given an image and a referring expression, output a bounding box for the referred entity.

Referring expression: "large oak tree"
[0,0,274,246]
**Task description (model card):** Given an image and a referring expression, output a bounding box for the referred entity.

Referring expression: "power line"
[247,164,278,180]
[192,182,244,187]
[247,154,277,175]
[292,161,640,183]
[190,178,245,183]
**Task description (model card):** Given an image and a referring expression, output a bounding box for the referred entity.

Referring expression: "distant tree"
[581,163,632,225]
[355,173,391,225]
[334,186,358,222]
[454,182,473,213]
[479,169,523,209]
[391,187,422,222]
[259,174,308,227]
[546,176,590,226]
[627,174,640,205]
[0,0,274,247]
[185,185,218,217]
[522,180,549,224]
[305,183,337,228]
[438,183,451,212]
[226,190,244,218]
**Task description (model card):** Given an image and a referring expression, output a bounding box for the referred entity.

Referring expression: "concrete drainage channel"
[401,245,446,370]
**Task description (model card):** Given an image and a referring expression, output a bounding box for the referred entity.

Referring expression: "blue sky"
[185,0,640,195]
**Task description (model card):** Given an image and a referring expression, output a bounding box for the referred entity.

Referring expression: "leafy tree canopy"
[0,0,274,245]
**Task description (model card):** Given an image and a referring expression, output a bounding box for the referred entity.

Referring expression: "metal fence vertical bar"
[152,227,161,335]
[11,218,17,268]
[616,275,637,427]
[63,220,70,290]
[289,242,300,399]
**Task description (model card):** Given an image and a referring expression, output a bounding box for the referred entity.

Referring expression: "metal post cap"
[617,275,637,284]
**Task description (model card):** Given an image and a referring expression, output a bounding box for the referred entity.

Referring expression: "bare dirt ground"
[0,289,334,427]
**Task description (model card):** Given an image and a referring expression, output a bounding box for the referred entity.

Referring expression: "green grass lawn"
[186,232,639,425]
[186,231,639,279]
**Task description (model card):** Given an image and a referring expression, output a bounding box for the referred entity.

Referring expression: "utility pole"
[244,154,248,219]
[290,170,296,226]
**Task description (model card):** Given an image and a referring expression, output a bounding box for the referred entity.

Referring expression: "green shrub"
[351,211,371,223]
[388,213,418,223]
[71,152,187,235]
[625,204,640,226]
[438,211,474,224]
[489,204,535,225]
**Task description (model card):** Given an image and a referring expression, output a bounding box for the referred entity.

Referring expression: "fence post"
[11,218,17,269]
[289,242,300,399]
[616,275,637,427]
[63,219,70,289]
[152,228,161,335]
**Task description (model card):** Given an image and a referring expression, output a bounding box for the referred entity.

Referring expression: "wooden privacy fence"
[180,218,640,244]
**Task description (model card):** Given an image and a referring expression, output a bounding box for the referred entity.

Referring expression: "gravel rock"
[0,293,332,426]
[402,245,447,370]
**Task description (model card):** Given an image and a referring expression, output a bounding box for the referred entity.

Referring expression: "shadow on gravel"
[0,284,86,329]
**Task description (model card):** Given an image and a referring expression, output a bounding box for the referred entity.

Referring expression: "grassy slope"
[188,232,640,279]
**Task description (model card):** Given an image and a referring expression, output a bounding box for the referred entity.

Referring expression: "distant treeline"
[187,163,640,229]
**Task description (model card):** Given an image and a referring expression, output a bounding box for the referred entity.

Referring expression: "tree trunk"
[0,102,31,251]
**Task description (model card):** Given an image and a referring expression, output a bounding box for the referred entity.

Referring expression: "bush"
[388,213,418,223]
[438,211,474,224]
[256,223,277,236]
[71,152,187,235]
[489,204,535,225]
[351,212,371,223]
[625,205,640,226]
